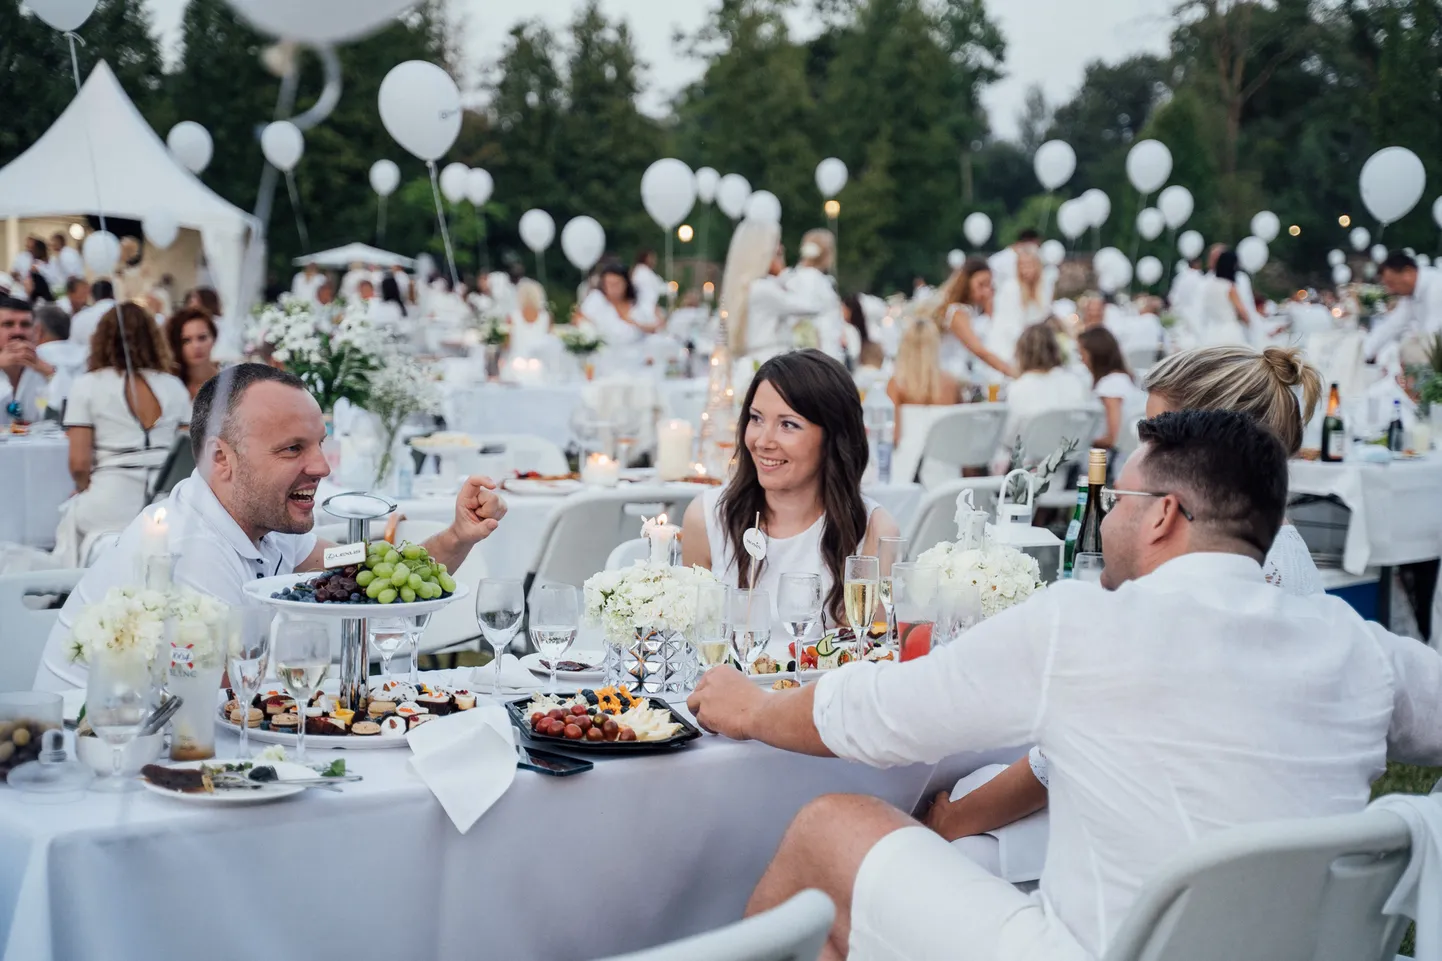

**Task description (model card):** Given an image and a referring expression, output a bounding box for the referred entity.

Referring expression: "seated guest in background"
[886,318,961,444]
[582,263,659,347]
[841,293,883,371]
[60,277,90,317]
[989,248,1052,368]
[69,279,115,351]
[55,304,191,566]
[370,276,409,330]
[999,323,1090,449]
[356,279,376,305]
[688,409,1442,961]
[682,350,899,629]
[164,307,220,400]
[291,263,325,304]
[186,286,238,362]
[509,278,551,357]
[316,280,335,308]
[1078,293,1106,330]
[937,259,1010,380]
[1077,327,1144,451]
[665,288,713,343]
[0,298,53,420]
[33,304,85,415]
[36,363,509,691]
[1366,251,1442,361]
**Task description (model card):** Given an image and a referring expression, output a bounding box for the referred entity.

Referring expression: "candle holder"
[138,553,177,591]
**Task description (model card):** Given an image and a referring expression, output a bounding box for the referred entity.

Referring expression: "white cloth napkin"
[471,654,543,694]
[406,704,517,834]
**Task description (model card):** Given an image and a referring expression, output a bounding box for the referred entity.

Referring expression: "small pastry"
[270,712,300,733]
[367,700,398,718]
[331,707,356,727]
[229,706,263,728]
[379,716,407,737]
[407,713,436,731]
[263,695,291,716]
[323,717,349,735]
[416,693,453,716]
[350,720,382,737]
[396,701,428,718]
[452,691,477,711]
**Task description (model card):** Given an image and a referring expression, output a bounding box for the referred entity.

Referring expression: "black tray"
[505,693,702,753]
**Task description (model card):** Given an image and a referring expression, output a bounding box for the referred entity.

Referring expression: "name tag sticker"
[324,542,367,568]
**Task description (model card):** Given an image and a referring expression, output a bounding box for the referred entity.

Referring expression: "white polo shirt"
[35,470,316,690]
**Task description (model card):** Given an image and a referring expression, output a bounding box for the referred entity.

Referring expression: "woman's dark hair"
[1077,327,1130,385]
[600,263,636,304]
[27,237,47,262]
[632,248,656,270]
[89,303,172,374]
[380,275,406,313]
[719,349,869,624]
[841,293,870,345]
[188,286,222,316]
[27,270,53,302]
[1214,251,1240,283]
[164,307,218,383]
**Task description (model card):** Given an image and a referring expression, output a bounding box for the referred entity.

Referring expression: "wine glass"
[1073,553,1105,584]
[877,537,908,655]
[692,580,730,672]
[369,617,413,690]
[476,579,525,694]
[529,584,580,695]
[842,555,880,655]
[86,651,155,792]
[777,573,822,684]
[272,618,330,765]
[725,587,771,672]
[407,612,433,686]
[227,606,273,761]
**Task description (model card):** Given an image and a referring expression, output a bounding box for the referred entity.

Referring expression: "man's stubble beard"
[232,457,313,536]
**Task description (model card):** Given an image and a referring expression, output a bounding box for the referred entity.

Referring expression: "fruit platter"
[242,539,468,617]
[745,629,895,689]
[506,687,702,753]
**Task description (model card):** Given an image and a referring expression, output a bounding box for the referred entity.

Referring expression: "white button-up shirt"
[813,552,1442,958]
[1,365,50,422]
[1365,268,1442,359]
[35,470,317,690]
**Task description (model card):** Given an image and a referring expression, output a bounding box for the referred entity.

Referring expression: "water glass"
[476,578,526,694]
[777,573,822,682]
[227,606,273,761]
[842,555,880,653]
[725,587,771,671]
[530,584,580,694]
[1073,553,1105,584]
[877,537,908,650]
[692,580,730,672]
[272,618,330,765]
[369,618,415,690]
[86,651,154,792]
[891,562,938,661]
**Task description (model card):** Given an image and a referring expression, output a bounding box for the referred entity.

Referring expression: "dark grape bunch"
[270,541,457,605]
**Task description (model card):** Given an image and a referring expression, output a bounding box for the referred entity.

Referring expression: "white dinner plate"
[520,651,605,684]
[501,478,585,496]
[242,573,469,618]
[140,760,314,805]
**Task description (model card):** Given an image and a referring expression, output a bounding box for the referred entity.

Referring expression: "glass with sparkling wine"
[272,618,330,765]
[530,584,580,695]
[842,555,880,655]
[692,580,730,671]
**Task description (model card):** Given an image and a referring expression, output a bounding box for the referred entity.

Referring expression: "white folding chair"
[1125,346,1160,375]
[903,476,1005,557]
[906,404,1008,490]
[1102,809,1412,961]
[527,487,701,597]
[1010,407,1100,467]
[606,538,650,571]
[663,382,710,429]
[591,889,835,961]
[0,569,81,693]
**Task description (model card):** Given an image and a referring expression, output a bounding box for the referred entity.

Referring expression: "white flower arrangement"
[558,322,605,357]
[68,585,228,666]
[248,296,391,412]
[584,563,718,643]
[369,358,444,485]
[915,541,1043,619]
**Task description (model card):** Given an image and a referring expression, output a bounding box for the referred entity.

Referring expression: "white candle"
[581,452,620,488]
[656,418,694,481]
[141,506,169,557]
[642,513,680,566]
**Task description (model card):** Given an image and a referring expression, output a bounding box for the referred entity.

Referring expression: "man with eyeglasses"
[686,409,1442,961]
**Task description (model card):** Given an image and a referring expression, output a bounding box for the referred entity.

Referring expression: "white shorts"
[848,827,1091,961]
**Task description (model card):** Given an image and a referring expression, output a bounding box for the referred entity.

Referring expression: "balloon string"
[427,161,459,287]
[284,170,310,250]
[66,32,107,235]
[377,195,387,244]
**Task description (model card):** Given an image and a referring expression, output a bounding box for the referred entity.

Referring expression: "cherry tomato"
[563,723,584,740]
[547,709,565,721]
[569,704,588,717]
[618,727,637,742]
[585,727,604,742]
[575,716,592,733]
[530,712,544,728]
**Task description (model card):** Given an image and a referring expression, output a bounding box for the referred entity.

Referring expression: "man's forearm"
[744,685,835,758]
[938,756,1049,841]
[421,528,470,573]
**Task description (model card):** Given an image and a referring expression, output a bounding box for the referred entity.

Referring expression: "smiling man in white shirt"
[36,363,507,690]
[688,409,1442,961]
[1366,252,1442,361]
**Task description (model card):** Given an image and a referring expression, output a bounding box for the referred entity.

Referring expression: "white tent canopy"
[293,243,415,269]
[0,60,256,319]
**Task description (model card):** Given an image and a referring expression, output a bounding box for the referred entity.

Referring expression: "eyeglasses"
[1099,487,1195,522]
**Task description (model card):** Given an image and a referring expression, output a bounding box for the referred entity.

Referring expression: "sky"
[145,0,1178,141]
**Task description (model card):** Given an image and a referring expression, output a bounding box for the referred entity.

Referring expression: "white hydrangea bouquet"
[68,585,228,667]
[915,490,1044,619]
[249,296,390,412]
[584,563,716,643]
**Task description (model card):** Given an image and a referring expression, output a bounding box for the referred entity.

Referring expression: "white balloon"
[1371,244,1388,264]
[560,216,606,272]
[518,209,555,253]
[439,162,469,204]
[1332,264,1352,286]
[379,61,461,162]
[1360,146,1426,225]
[641,158,697,230]
[963,212,992,248]
[1433,197,1442,230]
[1082,188,1111,227]
[1419,254,1432,268]
[1125,139,1172,195]
[167,122,213,175]
[369,159,400,197]
[1033,140,1076,191]
[1178,230,1204,261]
[1405,247,1417,257]
[1040,239,1066,266]
[142,210,180,250]
[1327,249,1346,267]
[465,168,493,207]
[815,158,848,198]
[946,249,966,271]
[1250,211,1280,243]
[1136,256,1163,286]
[745,190,782,225]
[716,173,751,220]
[81,231,120,277]
[1095,248,1132,291]
[695,167,720,204]
[1350,227,1371,252]
[1136,207,1165,241]
[260,120,304,173]
[1237,236,1269,274]
[28,0,96,32]
[1158,185,1194,229]
[226,0,415,44]
[1057,200,1090,240]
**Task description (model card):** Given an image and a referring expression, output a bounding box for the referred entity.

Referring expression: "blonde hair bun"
[1260,346,1307,387]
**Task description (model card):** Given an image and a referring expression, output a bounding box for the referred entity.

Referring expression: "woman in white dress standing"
[785,229,845,361]
[987,248,1052,379]
[56,303,190,565]
[630,250,667,330]
[508,278,552,357]
[1196,250,1252,346]
[936,259,1012,381]
[721,221,820,362]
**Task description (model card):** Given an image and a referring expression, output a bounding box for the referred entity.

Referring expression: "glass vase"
[167,638,224,761]
[603,628,690,696]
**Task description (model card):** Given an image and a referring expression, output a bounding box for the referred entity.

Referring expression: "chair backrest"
[473,434,569,476]
[1102,809,1412,961]
[664,383,710,430]
[606,538,650,571]
[148,434,196,503]
[918,404,1007,485]
[0,569,82,693]
[1125,346,1160,376]
[1011,407,1100,467]
[592,889,835,961]
[529,487,701,594]
[903,476,1005,557]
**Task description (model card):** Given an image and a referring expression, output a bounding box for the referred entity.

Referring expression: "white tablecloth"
[0,435,72,548]
[0,697,1011,960]
[1289,456,1442,574]
[443,379,711,449]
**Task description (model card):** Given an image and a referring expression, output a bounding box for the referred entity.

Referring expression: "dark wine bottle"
[1387,399,1405,453]
[1075,448,1108,558]
[1321,383,1345,463]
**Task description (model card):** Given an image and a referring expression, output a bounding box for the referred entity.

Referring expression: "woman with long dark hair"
[681,350,899,627]
[164,307,220,400]
[1196,249,1251,346]
[935,259,1013,381]
[580,262,659,345]
[1077,326,1143,450]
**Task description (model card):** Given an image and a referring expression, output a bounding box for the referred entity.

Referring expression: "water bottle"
[396,448,414,499]
[861,392,894,485]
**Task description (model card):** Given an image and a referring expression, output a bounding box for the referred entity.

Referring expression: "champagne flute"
[877,536,908,655]
[843,555,880,656]
[777,573,822,684]
[227,606,273,761]
[529,584,579,695]
[692,580,730,672]
[476,578,525,694]
[272,618,330,766]
[725,587,771,672]
[86,651,154,792]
